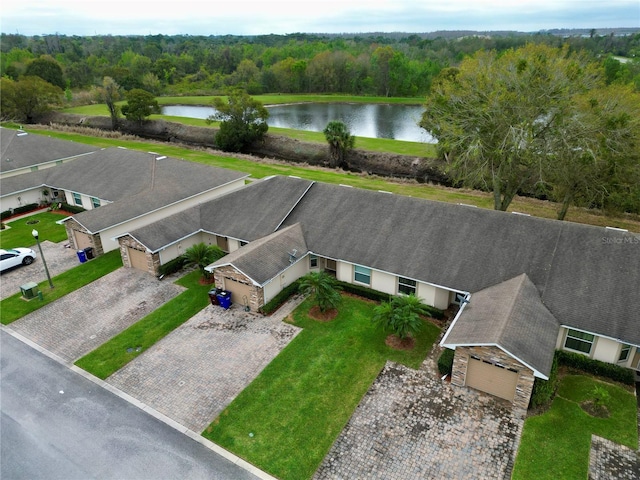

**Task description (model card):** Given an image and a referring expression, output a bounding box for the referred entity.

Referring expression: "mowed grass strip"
[512,374,638,480]
[75,270,211,379]
[0,250,122,325]
[203,295,440,480]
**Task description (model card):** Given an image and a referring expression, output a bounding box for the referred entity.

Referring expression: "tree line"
[1,31,639,98]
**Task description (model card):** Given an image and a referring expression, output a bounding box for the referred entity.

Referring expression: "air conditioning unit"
[20,282,39,300]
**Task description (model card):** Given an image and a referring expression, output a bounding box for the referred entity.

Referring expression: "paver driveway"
[8,268,185,363]
[314,361,526,480]
[107,300,303,433]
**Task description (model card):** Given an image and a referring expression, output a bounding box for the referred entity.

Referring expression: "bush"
[437,348,455,376]
[158,255,188,277]
[13,203,39,215]
[1,209,12,220]
[529,354,559,409]
[260,280,300,315]
[556,350,635,385]
[60,202,86,214]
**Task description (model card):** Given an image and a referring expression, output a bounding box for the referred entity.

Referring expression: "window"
[398,276,417,295]
[72,192,82,206]
[564,329,595,354]
[91,197,101,208]
[354,265,371,285]
[309,254,318,268]
[618,344,631,362]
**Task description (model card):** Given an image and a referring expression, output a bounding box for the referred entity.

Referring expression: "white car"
[0,248,37,273]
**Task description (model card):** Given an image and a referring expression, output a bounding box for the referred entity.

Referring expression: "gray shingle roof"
[441,274,560,377]
[210,223,308,285]
[1,128,98,173]
[125,176,313,251]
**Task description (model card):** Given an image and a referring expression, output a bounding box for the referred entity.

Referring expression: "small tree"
[207,88,269,152]
[183,243,225,280]
[323,120,355,167]
[99,76,122,129]
[121,88,160,124]
[372,294,427,341]
[298,271,342,313]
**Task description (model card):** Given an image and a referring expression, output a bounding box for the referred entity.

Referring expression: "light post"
[32,229,54,289]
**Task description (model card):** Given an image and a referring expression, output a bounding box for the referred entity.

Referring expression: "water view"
[161,103,434,143]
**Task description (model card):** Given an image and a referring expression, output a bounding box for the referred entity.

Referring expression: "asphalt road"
[0,331,259,480]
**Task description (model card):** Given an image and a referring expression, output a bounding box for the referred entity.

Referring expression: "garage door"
[128,247,149,271]
[223,277,254,308]
[466,357,519,402]
[74,231,93,250]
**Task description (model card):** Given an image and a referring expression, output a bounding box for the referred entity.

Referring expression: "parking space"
[1,240,79,300]
[7,268,185,363]
[107,302,302,433]
[314,361,525,480]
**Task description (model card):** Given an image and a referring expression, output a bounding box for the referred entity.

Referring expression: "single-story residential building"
[119,174,640,407]
[0,127,98,179]
[0,142,249,258]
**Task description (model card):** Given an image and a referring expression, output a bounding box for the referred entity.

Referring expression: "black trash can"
[84,247,95,260]
[208,288,220,305]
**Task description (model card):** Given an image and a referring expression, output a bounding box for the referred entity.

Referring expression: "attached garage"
[465,356,519,402]
[73,230,93,250]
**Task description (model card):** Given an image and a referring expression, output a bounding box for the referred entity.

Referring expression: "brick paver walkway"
[9,268,184,362]
[106,297,303,433]
[589,435,640,479]
[314,360,525,480]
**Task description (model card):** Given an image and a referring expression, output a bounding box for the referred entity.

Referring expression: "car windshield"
[7,249,20,254]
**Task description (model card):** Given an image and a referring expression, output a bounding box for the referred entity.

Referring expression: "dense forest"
[1,30,639,99]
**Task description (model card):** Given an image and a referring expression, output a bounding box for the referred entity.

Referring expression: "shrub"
[158,256,188,277]
[437,348,455,376]
[13,203,40,215]
[556,350,635,385]
[260,280,300,315]
[60,202,86,214]
[529,354,559,409]
[1,209,12,220]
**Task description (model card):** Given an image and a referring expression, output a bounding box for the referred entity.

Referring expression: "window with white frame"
[309,254,318,268]
[398,276,417,295]
[618,344,631,362]
[91,197,101,208]
[72,192,82,206]
[354,265,371,285]
[564,329,595,354]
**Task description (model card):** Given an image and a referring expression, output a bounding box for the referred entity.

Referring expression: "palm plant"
[372,293,427,340]
[323,120,355,167]
[298,271,342,313]
[183,243,225,279]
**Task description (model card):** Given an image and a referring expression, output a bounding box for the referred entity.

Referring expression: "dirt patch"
[385,334,415,350]
[308,305,338,322]
[580,400,611,418]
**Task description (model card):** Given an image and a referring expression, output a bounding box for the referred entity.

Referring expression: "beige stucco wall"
[0,188,44,211]
[371,270,396,295]
[418,283,450,310]
[592,336,621,363]
[227,239,242,253]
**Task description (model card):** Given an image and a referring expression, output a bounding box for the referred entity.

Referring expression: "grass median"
[0,250,122,325]
[513,374,638,480]
[75,270,211,379]
[203,294,441,480]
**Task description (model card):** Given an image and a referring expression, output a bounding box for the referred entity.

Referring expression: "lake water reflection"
[161,103,433,142]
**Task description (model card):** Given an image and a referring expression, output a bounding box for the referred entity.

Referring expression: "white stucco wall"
[336,261,353,283]
[157,232,208,264]
[263,257,310,304]
[371,270,396,295]
[592,336,620,363]
[0,188,45,211]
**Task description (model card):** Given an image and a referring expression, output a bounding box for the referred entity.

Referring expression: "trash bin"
[217,290,232,309]
[208,288,221,305]
[84,247,94,259]
[77,249,87,263]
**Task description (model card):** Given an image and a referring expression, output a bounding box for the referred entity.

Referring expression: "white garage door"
[466,356,519,402]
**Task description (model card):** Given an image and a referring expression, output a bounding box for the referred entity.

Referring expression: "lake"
[161,103,434,143]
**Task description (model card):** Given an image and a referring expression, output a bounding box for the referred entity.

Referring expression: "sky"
[1,0,639,36]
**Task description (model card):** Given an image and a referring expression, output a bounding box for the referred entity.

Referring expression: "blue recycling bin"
[217,290,232,309]
[77,249,87,263]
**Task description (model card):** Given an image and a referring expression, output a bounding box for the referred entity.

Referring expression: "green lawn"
[513,374,638,480]
[0,211,70,248]
[0,250,123,325]
[74,270,211,379]
[203,295,441,480]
